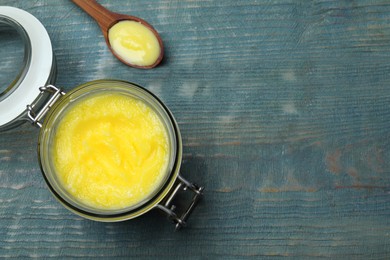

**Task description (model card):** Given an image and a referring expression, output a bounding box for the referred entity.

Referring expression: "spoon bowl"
[71,0,164,69]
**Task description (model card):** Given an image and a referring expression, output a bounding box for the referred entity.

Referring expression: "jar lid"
[0,6,55,130]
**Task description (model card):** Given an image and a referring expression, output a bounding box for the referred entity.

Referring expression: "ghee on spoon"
[71,0,163,69]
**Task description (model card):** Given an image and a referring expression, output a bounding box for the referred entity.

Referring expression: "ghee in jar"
[108,21,161,67]
[52,93,170,210]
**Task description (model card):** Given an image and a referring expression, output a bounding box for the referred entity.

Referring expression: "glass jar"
[0,6,203,230]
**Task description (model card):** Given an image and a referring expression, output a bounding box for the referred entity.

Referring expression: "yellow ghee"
[108,21,161,67]
[52,93,169,210]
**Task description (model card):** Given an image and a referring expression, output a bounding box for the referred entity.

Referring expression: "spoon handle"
[71,0,117,32]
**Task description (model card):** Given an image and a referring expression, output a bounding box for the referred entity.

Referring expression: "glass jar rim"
[38,79,182,221]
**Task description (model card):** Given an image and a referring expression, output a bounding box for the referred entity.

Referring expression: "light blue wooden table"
[1,0,390,258]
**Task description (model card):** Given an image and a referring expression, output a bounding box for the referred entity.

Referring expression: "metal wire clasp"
[156,175,204,230]
[27,85,65,128]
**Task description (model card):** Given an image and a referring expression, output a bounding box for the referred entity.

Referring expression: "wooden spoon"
[71,0,164,69]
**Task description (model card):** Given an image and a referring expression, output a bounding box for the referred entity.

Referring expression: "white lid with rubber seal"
[0,6,56,130]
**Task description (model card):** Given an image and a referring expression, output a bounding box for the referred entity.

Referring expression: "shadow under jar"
[0,6,203,230]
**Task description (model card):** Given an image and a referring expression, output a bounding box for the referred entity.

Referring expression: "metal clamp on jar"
[0,6,203,230]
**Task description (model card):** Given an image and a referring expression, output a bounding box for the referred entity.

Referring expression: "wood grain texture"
[1,0,390,258]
